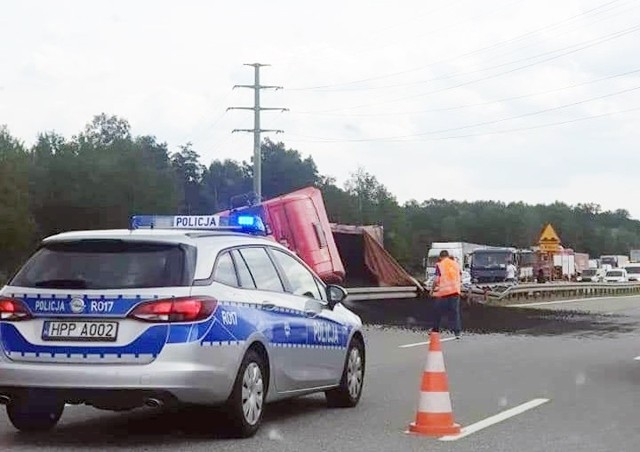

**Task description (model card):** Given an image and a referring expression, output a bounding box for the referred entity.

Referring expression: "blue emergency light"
[236,215,257,227]
[129,214,266,235]
[227,213,267,234]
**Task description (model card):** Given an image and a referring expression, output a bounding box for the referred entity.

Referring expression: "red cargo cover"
[331,224,420,288]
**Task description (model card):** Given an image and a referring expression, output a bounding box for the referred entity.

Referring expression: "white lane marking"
[508,294,640,308]
[633,356,640,361]
[439,398,550,442]
[399,337,457,348]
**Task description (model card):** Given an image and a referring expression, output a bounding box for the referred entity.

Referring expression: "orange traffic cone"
[408,331,461,436]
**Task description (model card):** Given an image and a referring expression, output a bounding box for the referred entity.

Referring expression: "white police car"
[0,215,365,437]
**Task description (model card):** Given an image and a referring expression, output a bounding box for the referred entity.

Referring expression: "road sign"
[538,224,561,253]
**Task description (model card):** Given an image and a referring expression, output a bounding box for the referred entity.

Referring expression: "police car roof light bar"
[129,215,266,235]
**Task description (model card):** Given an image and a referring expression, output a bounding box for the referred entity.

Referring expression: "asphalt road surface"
[2,295,640,451]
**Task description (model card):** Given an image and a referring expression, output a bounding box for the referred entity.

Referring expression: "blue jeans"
[432,295,461,336]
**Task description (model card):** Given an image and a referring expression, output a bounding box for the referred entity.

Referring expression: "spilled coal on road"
[344,297,640,337]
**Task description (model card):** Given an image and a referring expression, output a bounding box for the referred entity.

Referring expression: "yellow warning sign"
[538,224,561,253]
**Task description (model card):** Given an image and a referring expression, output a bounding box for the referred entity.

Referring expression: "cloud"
[1,0,639,217]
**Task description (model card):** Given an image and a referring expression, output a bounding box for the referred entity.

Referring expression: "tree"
[320,176,360,224]
[171,143,205,214]
[343,168,410,265]
[5,121,640,282]
[29,116,180,235]
[247,138,321,199]
[201,159,252,212]
[80,113,131,147]
[0,126,35,278]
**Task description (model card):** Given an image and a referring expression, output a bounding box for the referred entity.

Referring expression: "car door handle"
[263,302,276,311]
[304,310,318,318]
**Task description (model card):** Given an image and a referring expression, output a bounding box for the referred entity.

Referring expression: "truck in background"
[424,242,485,283]
[574,252,590,275]
[630,250,640,263]
[532,247,582,281]
[553,251,576,279]
[470,247,517,283]
[600,255,629,269]
[517,249,535,282]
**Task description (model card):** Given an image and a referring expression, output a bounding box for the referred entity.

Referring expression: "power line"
[339,0,466,51]
[338,0,526,61]
[288,83,640,142]
[289,0,625,91]
[227,63,288,200]
[292,67,640,117]
[299,22,640,113]
[175,90,234,146]
[299,0,634,93]
[424,105,640,141]
[288,105,640,143]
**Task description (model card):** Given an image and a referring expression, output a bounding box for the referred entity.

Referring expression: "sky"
[1,0,640,216]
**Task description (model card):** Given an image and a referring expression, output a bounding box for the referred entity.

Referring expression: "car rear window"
[10,240,195,289]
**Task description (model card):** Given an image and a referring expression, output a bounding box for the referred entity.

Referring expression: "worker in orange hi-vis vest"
[431,250,463,339]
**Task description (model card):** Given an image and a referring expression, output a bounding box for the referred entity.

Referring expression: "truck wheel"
[325,338,365,408]
[7,393,64,432]
[224,348,267,438]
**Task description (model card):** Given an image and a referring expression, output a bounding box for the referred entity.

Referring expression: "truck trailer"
[600,255,629,269]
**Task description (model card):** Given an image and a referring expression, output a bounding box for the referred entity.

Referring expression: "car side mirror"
[326,284,347,308]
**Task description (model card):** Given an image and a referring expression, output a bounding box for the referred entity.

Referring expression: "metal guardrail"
[346,282,640,303]
[488,282,640,303]
[346,286,420,301]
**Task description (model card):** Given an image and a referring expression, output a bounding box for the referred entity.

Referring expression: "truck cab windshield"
[472,252,511,268]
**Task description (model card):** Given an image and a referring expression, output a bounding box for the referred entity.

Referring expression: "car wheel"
[7,392,64,433]
[225,348,267,438]
[325,338,365,408]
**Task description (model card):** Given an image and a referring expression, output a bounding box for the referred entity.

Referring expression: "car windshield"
[606,271,623,277]
[625,267,640,274]
[10,241,194,289]
[582,269,597,276]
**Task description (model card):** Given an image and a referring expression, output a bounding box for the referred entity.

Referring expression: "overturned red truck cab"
[220,187,418,288]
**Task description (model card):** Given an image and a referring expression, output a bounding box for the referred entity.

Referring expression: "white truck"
[517,249,535,282]
[600,255,630,269]
[424,242,486,286]
[553,253,576,279]
[629,250,640,263]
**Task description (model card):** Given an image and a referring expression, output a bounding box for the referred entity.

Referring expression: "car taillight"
[0,297,32,321]
[128,296,217,323]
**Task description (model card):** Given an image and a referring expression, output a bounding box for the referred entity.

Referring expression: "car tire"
[325,337,365,408]
[7,392,64,433]
[224,348,267,438]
